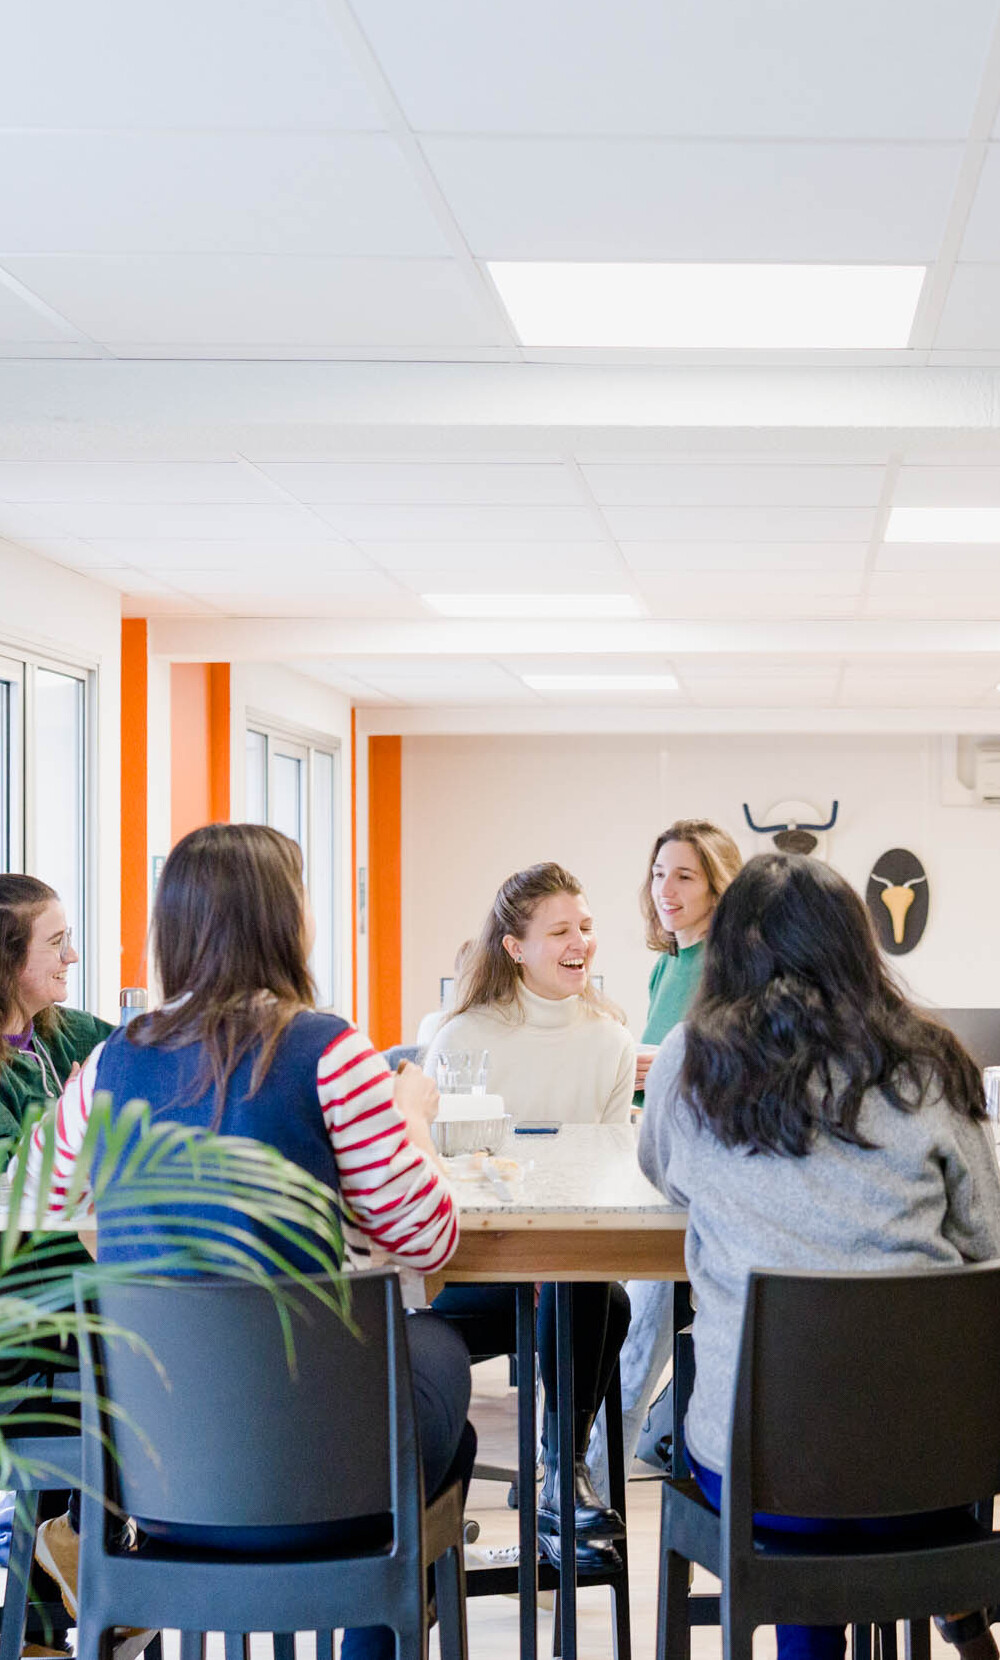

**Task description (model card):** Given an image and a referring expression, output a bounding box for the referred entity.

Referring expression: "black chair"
[656,1263,1000,1660]
[0,1419,81,1660]
[74,1271,468,1660]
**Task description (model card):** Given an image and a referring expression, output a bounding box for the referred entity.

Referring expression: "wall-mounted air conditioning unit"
[975,744,1000,803]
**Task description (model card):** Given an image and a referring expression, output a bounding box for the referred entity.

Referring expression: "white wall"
[0,539,121,1021]
[400,732,1000,1041]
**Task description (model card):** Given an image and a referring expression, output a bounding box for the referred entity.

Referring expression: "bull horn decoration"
[869,873,927,946]
[743,800,838,855]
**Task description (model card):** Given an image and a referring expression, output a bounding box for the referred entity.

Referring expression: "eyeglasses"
[54,927,74,962]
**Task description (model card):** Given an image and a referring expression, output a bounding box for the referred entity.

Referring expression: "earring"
[514,955,523,964]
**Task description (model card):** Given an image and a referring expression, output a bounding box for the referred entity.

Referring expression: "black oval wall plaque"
[866,849,929,956]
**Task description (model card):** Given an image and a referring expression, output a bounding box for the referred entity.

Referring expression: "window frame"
[0,641,98,1012]
[244,713,342,1011]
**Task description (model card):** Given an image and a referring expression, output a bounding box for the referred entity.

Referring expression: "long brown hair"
[0,874,60,1068]
[130,823,315,1121]
[641,819,743,955]
[452,861,622,1023]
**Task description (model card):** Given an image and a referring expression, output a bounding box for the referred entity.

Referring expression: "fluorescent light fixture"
[487,262,925,349]
[523,673,679,693]
[886,508,1000,543]
[422,592,640,618]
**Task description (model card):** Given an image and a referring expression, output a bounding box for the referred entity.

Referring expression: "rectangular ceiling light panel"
[422,592,640,617]
[885,507,1000,542]
[522,673,679,692]
[488,262,925,348]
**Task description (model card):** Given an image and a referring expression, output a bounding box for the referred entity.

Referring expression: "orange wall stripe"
[367,734,401,1051]
[350,707,358,1022]
[208,662,231,823]
[120,619,148,988]
[170,663,211,846]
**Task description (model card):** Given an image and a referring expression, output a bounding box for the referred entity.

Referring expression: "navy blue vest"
[92,1010,350,1270]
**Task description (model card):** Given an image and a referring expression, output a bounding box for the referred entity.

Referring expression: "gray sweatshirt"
[639,1023,1000,1475]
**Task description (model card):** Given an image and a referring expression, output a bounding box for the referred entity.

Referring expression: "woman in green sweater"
[0,875,112,1146]
[590,819,742,1496]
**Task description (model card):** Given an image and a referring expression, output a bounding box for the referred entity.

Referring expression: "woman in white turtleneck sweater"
[426,862,635,1576]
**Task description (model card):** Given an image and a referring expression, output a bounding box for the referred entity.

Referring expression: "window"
[0,649,94,1010]
[246,725,340,1009]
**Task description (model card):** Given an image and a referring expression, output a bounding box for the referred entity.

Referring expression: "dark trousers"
[690,1454,971,1660]
[432,1280,631,1419]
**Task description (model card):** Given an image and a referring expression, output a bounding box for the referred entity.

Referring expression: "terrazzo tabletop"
[443,1121,685,1232]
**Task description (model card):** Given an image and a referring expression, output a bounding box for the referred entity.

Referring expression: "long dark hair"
[640,819,743,954]
[681,852,984,1155]
[0,874,60,1066]
[452,861,622,1022]
[130,823,315,1121]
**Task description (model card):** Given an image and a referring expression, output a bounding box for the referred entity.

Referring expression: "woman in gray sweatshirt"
[640,852,1000,1660]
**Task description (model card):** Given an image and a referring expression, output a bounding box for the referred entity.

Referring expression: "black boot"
[538,1410,626,1542]
[935,1613,999,1660]
[538,1530,623,1577]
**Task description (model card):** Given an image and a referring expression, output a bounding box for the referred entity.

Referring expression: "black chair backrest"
[77,1271,409,1531]
[729,1263,1000,1521]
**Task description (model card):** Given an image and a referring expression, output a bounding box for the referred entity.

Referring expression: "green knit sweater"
[642,940,706,1045]
[0,1006,113,1148]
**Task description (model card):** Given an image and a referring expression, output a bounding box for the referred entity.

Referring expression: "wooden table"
[428,1123,688,1660]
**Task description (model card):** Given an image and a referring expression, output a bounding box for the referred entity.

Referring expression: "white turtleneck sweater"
[423,985,635,1126]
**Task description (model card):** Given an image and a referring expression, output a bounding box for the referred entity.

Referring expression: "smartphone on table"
[514,1120,561,1135]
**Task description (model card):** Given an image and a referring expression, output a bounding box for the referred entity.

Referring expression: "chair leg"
[854,1626,873,1660]
[273,1636,295,1660]
[0,1491,39,1660]
[179,1631,203,1660]
[314,1637,334,1660]
[434,1544,469,1660]
[551,1592,561,1659]
[223,1636,248,1660]
[905,1623,931,1660]
[720,1605,755,1660]
[879,1626,899,1660]
[656,1550,692,1660]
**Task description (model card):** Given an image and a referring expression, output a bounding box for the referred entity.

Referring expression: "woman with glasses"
[0,875,111,1144]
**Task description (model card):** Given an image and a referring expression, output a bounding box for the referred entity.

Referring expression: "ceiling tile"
[0,135,450,258]
[428,138,960,261]
[257,461,579,504]
[876,544,1000,572]
[0,502,335,541]
[359,541,619,575]
[0,278,80,343]
[0,462,278,504]
[98,541,375,573]
[357,0,996,139]
[865,573,1000,616]
[1,0,386,129]
[686,675,838,707]
[603,505,875,541]
[934,264,1000,350]
[892,466,1000,507]
[958,145,1000,261]
[623,541,869,572]
[840,672,996,706]
[312,504,600,540]
[584,463,884,507]
[1,256,506,349]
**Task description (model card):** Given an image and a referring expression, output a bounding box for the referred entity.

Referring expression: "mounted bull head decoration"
[866,849,929,955]
[743,801,839,856]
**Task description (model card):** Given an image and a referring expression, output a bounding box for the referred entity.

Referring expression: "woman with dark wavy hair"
[640,853,1000,1660]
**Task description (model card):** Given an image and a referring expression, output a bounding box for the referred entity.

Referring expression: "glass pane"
[271,752,303,847]
[310,750,335,1008]
[33,669,85,1007]
[245,729,267,824]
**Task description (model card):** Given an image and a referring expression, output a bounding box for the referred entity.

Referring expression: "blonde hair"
[641,820,743,955]
[453,862,623,1023]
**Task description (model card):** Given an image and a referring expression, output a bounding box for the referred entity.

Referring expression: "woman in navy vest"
[26,822,475,1660]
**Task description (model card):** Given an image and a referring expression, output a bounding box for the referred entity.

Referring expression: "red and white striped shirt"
[24,1024,459,1276]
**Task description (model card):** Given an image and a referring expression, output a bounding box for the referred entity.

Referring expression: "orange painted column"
[170,662,231,845]
[367,735,401,1051]
[120,620,148,988]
